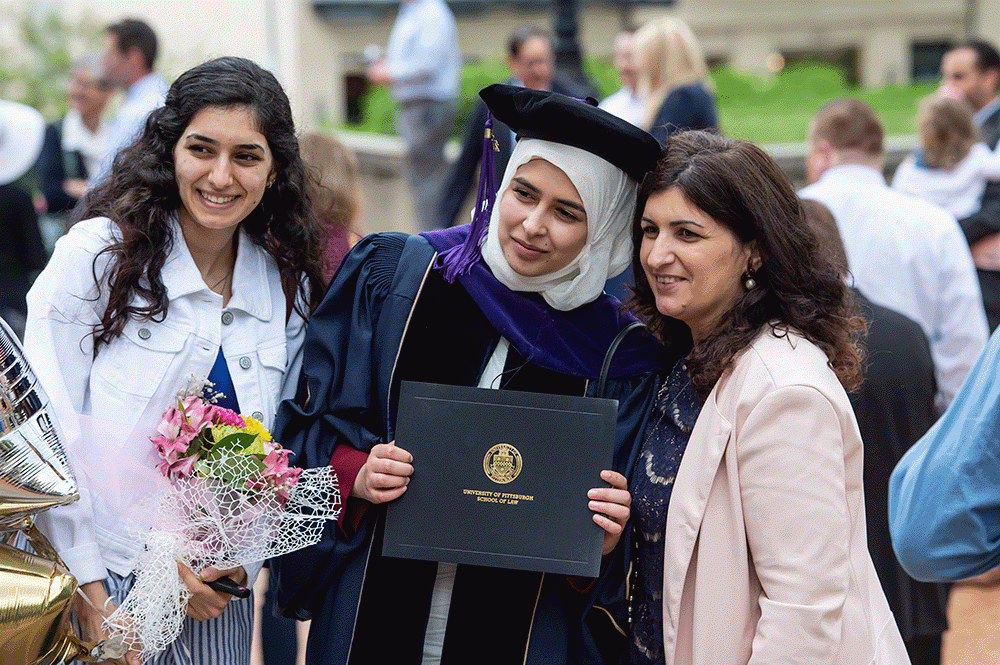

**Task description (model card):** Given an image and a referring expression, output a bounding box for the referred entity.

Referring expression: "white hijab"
[481,138,637,311]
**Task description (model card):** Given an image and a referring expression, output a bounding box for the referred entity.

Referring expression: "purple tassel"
[437,113,499,282]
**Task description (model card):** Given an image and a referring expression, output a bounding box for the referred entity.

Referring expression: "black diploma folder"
[382,381,618,577]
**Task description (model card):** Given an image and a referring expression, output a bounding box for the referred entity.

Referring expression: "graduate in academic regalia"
[270,84,665,665]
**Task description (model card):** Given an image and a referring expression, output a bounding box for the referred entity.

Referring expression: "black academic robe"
[271,232,665,665]
[849,291,948,646]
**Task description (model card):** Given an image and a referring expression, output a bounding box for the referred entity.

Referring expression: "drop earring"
[743,272,757,290]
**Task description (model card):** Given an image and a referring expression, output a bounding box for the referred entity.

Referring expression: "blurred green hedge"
[715,62,937,143]
[346,60,938,144]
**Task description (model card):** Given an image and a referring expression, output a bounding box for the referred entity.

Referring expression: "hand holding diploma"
[353,441,414,504]
[588,470,631,556]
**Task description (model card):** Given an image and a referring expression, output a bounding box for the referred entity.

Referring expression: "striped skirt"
[11,534,254,664]
[89,569,254,665]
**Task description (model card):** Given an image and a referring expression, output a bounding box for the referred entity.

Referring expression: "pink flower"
[262,449,290,478]
[213,407,245,427]
[169,454,200,479]
[260,448,302,504]
[157,457,172,476]
[155,405,185,440]
[154,428,196,454]
[151,401,205,477]
[279,465,303,487]
[156,444,183,474]
[181,396,216,432]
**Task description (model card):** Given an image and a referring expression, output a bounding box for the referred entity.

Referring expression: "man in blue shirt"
[367,0,460,231]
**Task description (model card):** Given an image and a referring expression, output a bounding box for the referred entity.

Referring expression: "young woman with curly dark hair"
[24,56,324,665]
[623,130,908,665]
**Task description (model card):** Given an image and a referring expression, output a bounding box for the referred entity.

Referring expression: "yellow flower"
[243,415,272,442]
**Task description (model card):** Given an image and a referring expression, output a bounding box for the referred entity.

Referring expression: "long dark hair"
[629,130,864,397]
[78,56,324,351]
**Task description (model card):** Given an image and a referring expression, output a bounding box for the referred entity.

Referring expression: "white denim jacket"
[24,216,306,584]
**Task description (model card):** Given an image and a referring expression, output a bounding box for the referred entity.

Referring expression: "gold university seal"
[483,443,522,484]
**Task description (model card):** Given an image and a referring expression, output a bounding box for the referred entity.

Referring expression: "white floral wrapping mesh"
[103,457,340,660]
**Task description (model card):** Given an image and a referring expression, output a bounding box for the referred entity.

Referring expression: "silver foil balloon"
[0,317,122,663]
[0,316,78,529]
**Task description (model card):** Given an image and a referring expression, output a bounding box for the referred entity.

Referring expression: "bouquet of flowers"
[152,395,301,502]
[104,385,340,659]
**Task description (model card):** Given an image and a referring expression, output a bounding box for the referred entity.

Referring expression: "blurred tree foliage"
[347,59,938,144]
[346,58,608,136]
[346,58,509,137]
[0,4,102,120]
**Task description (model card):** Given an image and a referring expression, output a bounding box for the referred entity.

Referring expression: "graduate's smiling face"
[497,158,589,277]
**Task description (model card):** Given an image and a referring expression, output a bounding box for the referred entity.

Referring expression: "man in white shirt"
[367,0,460,231]
[89,18,167,188]
[800,98,988,409]
[599,30,645,127]
[941,39,1000,330]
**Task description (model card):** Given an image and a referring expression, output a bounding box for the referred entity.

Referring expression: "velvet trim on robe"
[420,224,661,380]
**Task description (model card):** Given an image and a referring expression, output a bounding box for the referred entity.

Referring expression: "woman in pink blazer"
[621,131,910,665]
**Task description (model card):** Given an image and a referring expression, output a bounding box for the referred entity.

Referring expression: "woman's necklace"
[203,244,236,295]
[210,272,230,292]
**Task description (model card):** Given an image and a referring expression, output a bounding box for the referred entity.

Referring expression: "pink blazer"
[660,329,910,664]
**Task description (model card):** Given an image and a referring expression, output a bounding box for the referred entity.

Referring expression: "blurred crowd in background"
[6,4,1000,664]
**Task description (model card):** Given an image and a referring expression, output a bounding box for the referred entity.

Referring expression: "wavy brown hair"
[629,130,865,397]
[77,57,325,352]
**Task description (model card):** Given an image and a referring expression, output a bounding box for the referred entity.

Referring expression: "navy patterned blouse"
[629,358,702,665]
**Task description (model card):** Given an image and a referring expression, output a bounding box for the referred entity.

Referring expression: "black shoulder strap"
[597,320,646,398]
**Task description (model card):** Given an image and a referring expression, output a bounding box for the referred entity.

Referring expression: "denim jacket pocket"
[93,321,188,399]
[255,342,287,420]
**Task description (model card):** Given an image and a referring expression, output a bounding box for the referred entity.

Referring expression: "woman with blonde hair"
[634,16,718,146]
[892,93,1000,218]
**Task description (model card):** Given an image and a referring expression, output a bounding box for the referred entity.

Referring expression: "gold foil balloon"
[0,525,125,665]
[0,318,122,664]
[0,530,98,664]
